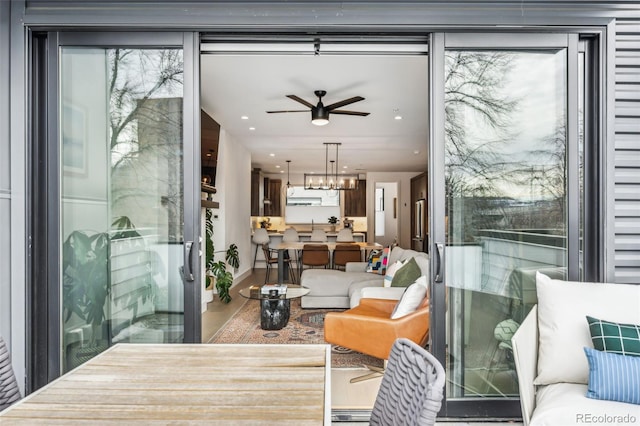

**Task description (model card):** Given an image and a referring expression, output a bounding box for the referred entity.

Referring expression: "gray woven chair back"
[0,337,21,411]
[370,338,445,426]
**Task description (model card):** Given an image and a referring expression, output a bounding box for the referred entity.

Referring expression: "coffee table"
[239,284,310,330]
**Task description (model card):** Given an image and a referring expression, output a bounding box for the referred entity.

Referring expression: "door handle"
[184,241,195,282]
[434,242,444,283]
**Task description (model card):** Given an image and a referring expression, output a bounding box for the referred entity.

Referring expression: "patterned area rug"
[211,298,384,369]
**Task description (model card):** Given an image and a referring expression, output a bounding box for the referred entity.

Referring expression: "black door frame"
[28,30,201,391]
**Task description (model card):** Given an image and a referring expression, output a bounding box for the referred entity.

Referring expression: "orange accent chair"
[324,296,430,382]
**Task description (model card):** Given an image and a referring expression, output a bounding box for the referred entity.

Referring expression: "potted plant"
[203,209,216,303]
[62,216,158,352]
[328,215,338,232]
[210,244,239,303]
[204,209,240,304]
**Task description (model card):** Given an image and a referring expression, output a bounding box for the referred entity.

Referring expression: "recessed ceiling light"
[275,165,280,168]
[414,150,420,155]
[343,165,348,169]
[269,153,275,157]
[280,170,284,173]
[249,127,255,131]
[394,115,403,120]
[241,116,249,120]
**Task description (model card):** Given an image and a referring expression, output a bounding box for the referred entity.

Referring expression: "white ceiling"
[200,51,429,177]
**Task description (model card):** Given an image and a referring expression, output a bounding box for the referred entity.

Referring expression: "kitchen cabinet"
[201,110,220,186]
[264,179,282,216]
[251,169,262,216]
[344,179,366,217]
[251,172,281,217]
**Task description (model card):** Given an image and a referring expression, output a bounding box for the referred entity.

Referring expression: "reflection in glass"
[444,50,568,399]
[60,48,184,372]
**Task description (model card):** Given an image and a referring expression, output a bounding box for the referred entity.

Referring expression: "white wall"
[212,128,252,283]
[375,182,398,247]
[366,172,419,249]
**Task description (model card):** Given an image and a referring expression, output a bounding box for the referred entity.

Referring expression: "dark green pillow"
[586,316,640,357]
[390,257,421,288]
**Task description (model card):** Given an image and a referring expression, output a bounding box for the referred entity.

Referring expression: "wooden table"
[0,344,331,425]
[274,241,383,283]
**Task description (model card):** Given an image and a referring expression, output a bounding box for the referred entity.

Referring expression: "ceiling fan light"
[311,118,329,126]
[311,107,329,126]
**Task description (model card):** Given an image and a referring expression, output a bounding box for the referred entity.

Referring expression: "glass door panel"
[60,46,188,372]
[444,48,569,399]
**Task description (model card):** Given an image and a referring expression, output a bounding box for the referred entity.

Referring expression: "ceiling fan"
[266,90,370,126]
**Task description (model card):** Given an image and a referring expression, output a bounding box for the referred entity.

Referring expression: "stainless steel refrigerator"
[412,199,426,252]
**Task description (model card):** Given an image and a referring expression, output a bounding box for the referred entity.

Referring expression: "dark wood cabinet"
[344,179,366,217]
[264,179,282,216]
[251,172,282,217]
[251,169,262,216]
[201,110,220,186]
[411,172,427,202]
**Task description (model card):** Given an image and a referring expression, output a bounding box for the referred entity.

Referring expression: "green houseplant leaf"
[62,216,159,343]
[204,208,240,303]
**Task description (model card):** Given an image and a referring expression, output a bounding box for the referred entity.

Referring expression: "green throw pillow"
[390,257,421,288]
[586,316,640,357]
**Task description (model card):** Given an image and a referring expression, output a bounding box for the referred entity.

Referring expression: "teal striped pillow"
[584,347,640,405]
[586,316,640,357]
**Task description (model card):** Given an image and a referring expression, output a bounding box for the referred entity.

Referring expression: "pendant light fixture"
[303,143,359,191]
[285,160,295,197]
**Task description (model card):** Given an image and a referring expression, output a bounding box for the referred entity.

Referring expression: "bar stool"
[336,228,354,242]
[310,229,328,242]
[282,227,300,272]
[252,228,270,271]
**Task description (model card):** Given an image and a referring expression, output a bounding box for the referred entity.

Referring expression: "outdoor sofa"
[512,272,640,426]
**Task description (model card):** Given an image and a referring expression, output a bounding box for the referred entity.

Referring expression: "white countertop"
[261,231,366,237]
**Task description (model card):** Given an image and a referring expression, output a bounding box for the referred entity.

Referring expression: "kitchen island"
[261,231,366,241]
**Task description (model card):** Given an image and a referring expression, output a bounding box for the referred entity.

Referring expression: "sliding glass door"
[429,33,581,417]
[44,32,201,375]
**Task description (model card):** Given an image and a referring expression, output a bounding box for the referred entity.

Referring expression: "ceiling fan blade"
[330,110,370,116]
[266,110,309,113]
[286,95,315,109]
[325,96,365,111]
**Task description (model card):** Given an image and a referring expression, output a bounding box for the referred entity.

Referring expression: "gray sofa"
[300,246,430,309]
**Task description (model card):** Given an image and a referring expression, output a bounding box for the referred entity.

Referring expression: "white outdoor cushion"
[534,272,640,386]
[531,383,640,426]
[383,260,405,287]
[390,275,427,319]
